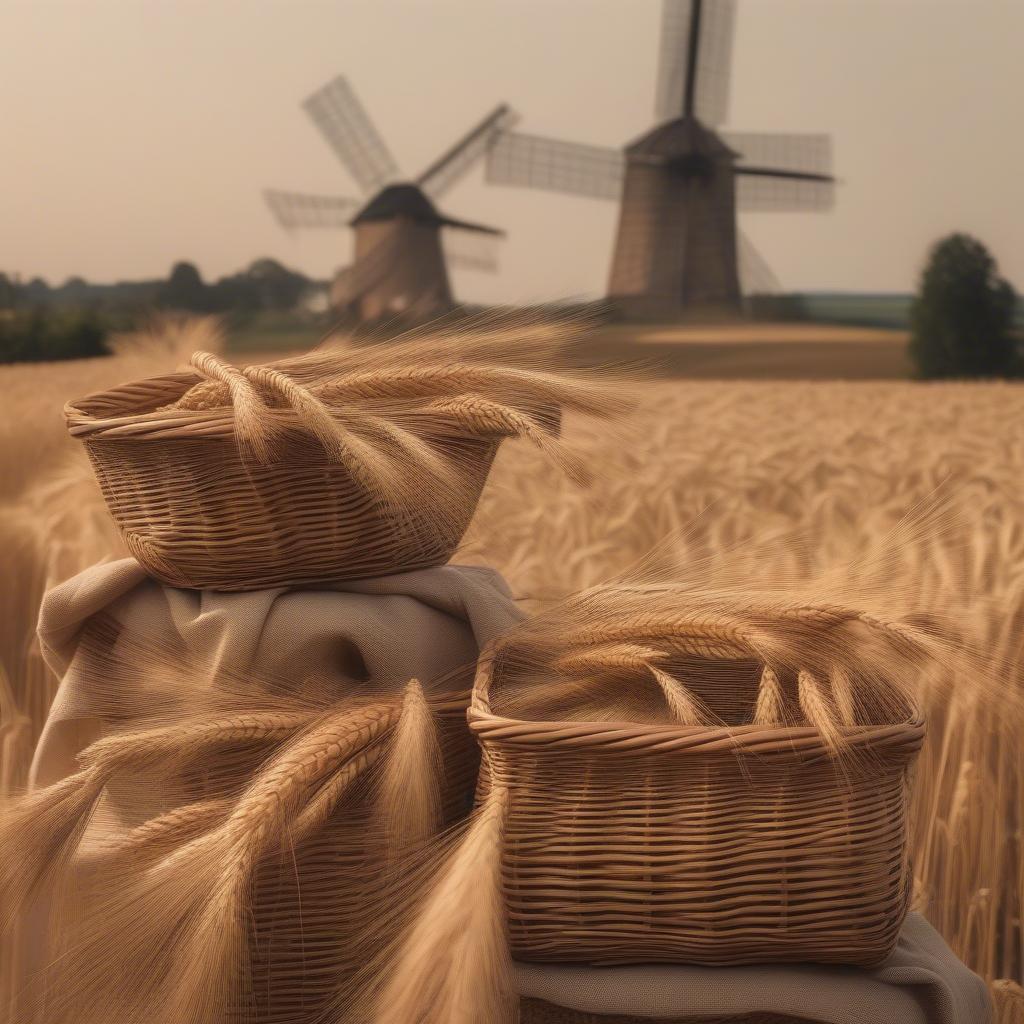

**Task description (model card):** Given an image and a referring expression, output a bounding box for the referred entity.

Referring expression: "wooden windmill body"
[265,77,514,321]
[609,118,742,318]
[486,0,837,318]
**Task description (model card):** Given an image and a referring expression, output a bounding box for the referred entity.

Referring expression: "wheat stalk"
[373,785,514,1024]
[314,362,626,418]
[428,394,589,485]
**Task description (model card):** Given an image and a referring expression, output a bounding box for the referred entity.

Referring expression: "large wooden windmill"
[266,76,516,321]
[486,0,836,318]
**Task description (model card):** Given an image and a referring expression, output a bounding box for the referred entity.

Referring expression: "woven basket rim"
[64,369,506,443]
[469,642,925,758]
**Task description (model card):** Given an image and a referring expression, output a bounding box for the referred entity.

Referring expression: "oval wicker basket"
[468,616,926,969]
[65,361,500,591]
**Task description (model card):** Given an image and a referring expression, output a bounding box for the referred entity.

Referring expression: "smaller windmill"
[266,76,517,321]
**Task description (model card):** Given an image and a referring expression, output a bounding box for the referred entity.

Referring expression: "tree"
[158,261,210,312]
[909,233,1018,378]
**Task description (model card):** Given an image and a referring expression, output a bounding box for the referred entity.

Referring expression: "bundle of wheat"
[0,613,487,1024]
[65,319,630,590]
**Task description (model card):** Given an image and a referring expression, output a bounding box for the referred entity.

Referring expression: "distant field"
[230,317,914,380]
[776,291,1024,330]
[578,322,912,380]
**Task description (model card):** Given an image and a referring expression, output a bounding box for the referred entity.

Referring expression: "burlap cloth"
[27,560,991,1024]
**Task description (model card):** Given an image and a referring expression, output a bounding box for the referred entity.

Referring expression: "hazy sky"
[3,0,1021,303]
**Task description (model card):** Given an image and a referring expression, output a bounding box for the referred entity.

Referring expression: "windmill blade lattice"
[303,75,401,194]
[736,172,834,213]
[654,0,736,125]
[738,230,782,295]
[418,104,519,201]
[726,132,834,212]
[726,132,833,177]
[486,132,625,201]
[264,190,362,231]
[441,226,503,273]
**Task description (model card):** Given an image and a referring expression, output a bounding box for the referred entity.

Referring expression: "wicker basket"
[65,359,499,590]
[469,617,925,969]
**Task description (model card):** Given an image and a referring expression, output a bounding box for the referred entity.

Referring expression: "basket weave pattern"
[470,642,924,969]
[66,369,497,590]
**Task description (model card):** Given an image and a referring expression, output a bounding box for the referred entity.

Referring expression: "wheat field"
[1,329,1022,1020]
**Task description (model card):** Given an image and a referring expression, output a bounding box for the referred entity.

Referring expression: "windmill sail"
[728,132,835,211]
[304,75,401,194]
[725,132,833,177]
[738,231,782,295]
[264,190,361,230]
[418,104,519,200]
[442,225,503,273]
[486,132,625,201]
[736,172,834,212]
[654,0,736,125]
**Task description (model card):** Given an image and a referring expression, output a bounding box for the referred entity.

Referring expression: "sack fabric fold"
[32,556,522,788]
[515,914,990,1024]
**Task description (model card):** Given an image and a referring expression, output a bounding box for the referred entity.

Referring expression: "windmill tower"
[486,0,836,319]
[265,76,517,321]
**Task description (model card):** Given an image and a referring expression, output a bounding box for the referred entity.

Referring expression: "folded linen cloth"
[515,913,991,1024]
[32,556,523,787]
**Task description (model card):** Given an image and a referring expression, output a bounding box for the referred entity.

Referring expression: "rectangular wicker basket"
[468,616,926,969]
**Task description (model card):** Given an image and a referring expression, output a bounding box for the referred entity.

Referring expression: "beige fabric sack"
[515,913,991,1024]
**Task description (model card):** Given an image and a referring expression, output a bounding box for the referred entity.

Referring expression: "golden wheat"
[0,328,1022,1015]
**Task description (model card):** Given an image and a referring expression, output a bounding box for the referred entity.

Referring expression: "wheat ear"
[315,363,626,417]
[0,769,107,931]
[156,704,398,1023]
[429,395,590,485]
[104,798,233,859]
[797,668,844,751]
[752,666,787,725]
[78,711,309,773]
[378,679,442,854]
[0,711,307,933]
[829,663,858,726]
[992,980,1024,1024]
[190,350,278,462]
[374,784,514,1024]
[553,643,707,726]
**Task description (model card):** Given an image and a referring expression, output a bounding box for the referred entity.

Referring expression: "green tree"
[909,234,1018,378]
[158,261,210,312]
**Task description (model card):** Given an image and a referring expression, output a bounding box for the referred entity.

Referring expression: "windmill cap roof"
[625,116,739,160]
[352,183,502,235]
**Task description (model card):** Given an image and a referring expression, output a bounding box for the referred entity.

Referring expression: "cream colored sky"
[2,0,1021,303]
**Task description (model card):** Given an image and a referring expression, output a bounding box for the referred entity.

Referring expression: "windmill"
[265,76,517,321]
[485,0,836,318]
